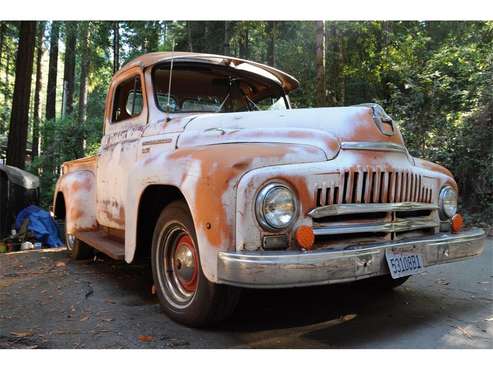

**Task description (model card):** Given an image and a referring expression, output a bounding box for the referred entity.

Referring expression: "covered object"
[0,164,39,238]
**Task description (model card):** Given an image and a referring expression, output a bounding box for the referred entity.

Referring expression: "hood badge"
[358,103,395,136]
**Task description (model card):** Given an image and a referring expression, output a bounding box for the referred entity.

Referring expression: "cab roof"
[117,52,299,93]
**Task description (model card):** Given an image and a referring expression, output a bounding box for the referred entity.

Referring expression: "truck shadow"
[71,253,483,348]
[218,280,482,348]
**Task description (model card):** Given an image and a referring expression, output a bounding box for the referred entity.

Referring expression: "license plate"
[385,249,424,279]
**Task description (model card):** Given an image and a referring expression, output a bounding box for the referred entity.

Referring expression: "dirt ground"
[0,238,492,349]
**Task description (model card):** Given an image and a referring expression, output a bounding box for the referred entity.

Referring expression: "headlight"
[439,186,457,220]
[256,183,297,230]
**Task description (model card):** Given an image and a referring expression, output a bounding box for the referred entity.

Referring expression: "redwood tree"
[63,21,77,115]
[6,21,36,169]
[32,21,45,159]
[315,21,326,107]
[45,21,59,121]
[113,21,120,74]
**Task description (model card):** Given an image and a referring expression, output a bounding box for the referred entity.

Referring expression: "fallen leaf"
[55,261,66,268]
[11,331,33,338]
[451,325,472,339]
[436,279,450,285]
[80,315,89,322]
[138,335,154,342]
[41,290,47,294]
[341,314,357,321]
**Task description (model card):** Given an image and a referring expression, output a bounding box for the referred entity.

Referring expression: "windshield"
[152,63,288,113]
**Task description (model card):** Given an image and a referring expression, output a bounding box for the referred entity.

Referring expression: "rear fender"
[54,170,97,234]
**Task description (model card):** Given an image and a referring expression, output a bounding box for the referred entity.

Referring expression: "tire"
[151,200,240,327]
[65,225,93,260]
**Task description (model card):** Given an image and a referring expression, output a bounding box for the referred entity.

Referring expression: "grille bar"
[313,218,438,236]
[308,202,438,218]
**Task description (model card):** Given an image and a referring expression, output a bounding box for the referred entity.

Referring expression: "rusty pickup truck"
[53,52,486,327]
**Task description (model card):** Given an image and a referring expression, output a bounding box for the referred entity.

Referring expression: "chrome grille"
[310,167,438,250]
[316,168,433,206]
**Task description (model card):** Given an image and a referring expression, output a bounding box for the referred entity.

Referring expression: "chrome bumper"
[217,228,486,288]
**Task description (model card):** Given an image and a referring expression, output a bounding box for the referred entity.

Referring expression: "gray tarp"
[0,164,40,190]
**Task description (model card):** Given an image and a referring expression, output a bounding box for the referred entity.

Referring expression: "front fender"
[125,142,326,283]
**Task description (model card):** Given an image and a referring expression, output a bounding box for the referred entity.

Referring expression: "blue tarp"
[15,205,63,247]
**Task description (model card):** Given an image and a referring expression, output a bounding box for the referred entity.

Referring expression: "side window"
[112,75,143,123]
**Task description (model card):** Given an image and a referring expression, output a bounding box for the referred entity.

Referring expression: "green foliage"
[0,20,491,223]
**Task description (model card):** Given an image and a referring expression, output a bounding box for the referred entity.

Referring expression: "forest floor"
[0,238,492,349]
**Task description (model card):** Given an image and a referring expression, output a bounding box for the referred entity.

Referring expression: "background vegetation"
[0,21,491,224]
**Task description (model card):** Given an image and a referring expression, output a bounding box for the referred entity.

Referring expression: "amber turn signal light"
[451,213,464,233]
[295,225,315,250]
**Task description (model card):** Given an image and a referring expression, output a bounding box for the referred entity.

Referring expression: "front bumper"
[217,228,486,288]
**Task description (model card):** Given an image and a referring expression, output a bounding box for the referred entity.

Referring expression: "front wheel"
[151,200,240,327]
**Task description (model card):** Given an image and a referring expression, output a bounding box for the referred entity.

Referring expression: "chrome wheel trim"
[155,222,198,310]
[66,233,76,251]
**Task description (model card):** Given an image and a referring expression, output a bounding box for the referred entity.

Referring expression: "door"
[96,68,148,230]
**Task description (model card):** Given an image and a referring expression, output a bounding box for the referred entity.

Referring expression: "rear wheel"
[65,229,93,260]
[151,200,240,327]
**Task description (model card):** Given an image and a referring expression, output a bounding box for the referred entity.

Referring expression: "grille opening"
[379,172,385,203]
[316,188,323,206]
[333,187,339,204]
[351,172,357,203]
[395,209,432,218]
[395,228,435,240]
[342,171,349,203]
[313,212,388,224]
[315,232,388,248]
[371,171,377,202]
[361,172,368,202]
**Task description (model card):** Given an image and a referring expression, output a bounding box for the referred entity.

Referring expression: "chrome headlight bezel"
[255,183,298,231]
[439,186,458,220]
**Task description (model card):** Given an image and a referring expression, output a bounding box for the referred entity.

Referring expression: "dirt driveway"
[1,238,492,349]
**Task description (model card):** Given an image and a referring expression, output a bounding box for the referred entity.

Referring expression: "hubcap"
[156,224,199,309]
[172,235,198,292]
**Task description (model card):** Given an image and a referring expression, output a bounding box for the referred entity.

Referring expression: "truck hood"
[177,106,407,159]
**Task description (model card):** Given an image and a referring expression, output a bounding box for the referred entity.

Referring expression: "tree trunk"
[338,31,346,106]
[113,21,120,74]
[32,22,44,159]
[187,21,193,52]
[77,22,89,154]
[266,21,276,67]
[315,21,326,107]
[4,44,9,108]
[63,21,77,116]
[239,24,249,59]
[45,21,60,121]
[224,21,230,55]
[0,22,5,70]
[6,21,36,169]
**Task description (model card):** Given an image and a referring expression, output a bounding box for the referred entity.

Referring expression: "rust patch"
[168,143,324,249]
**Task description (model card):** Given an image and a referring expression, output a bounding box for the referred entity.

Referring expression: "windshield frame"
[151,61,290,114]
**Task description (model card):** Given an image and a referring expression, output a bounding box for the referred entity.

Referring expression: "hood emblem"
[358,103,395,136]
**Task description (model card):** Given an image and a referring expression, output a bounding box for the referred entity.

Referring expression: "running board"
[75,231,125,260]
